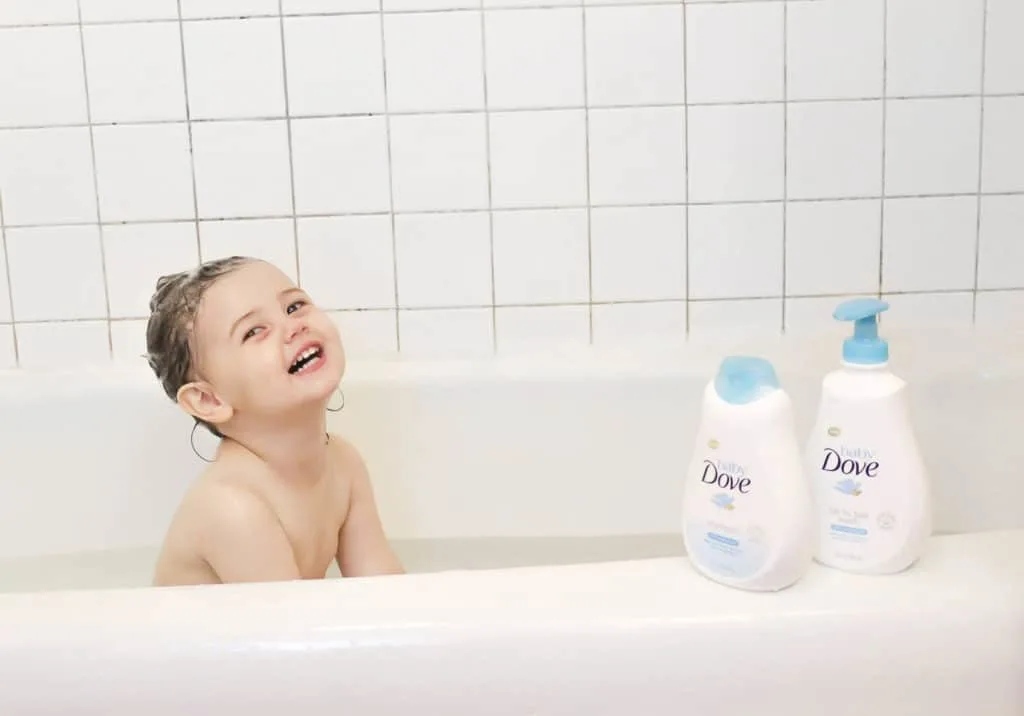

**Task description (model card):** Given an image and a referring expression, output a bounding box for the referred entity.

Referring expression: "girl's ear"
[176,381,233,430]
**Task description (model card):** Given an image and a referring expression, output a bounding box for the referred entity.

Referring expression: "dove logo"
[711,493,736,510]
[701,459,752,494]
[833,477,863,497]
[820,447,879,479]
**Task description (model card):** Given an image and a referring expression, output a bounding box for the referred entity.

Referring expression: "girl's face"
[183,260,345,427]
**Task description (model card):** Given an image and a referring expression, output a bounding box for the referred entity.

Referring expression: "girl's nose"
[285,318,308,342]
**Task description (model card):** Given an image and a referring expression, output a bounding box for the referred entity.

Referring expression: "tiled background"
[0,0,1021,368]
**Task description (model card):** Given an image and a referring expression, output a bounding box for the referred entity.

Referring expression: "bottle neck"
[840,359,889,371]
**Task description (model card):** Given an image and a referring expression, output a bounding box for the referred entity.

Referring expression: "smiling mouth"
[289,345,323,374]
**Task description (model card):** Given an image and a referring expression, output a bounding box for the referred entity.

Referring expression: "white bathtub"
[0,330,1022,715]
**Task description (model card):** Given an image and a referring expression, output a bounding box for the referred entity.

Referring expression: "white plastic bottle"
[682,356,814,592]
[805,298,931,574]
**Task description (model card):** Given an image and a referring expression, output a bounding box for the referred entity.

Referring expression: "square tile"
[785,294,877,338]
[16,321,111,370]
[489,110,588,209]
[179,0,278,19]
[688,203,783,300]
[192,120,293,219]
[103,223,199,319]
[329,310,398,360]
[685,2,784,103]
[879,292,974,329]
[687,104,784,203]
[92,124,195,223]
[398,308,494,359]
[975,290,1024,328]
[495,305,590,354]
[283,15,385,116]
[886,0,984,96]
[79,0,179,22]
[83,22,186,123]
[787,101,883,200]
[585,4,685,106]
[786,0,884,101]
[985,0,1024,94]
[182,18,285,120]
[395,213,492,308]
[386,0,477,10]
[389,114,489,212]
[0,127,96,226]
[590,206,686,302]
[200,219,297,281]
[0,326,16,369]
[110,319,148,365]
[492,209,589,305]
[689,299,783,341]
[485,8,583,110]
[977,195,1024,290]
[5,226,107,321]
[588,107,686,205]
[591,302,687,348]
[885,98,981,196]
[0,1,78,25]
[284,0,378,12]
[882,196,977,293]
[291,117,391,215]
[981,96,1024,194]
[383,11,484,113]
[297,216,395,310]
[0,26,87,127]
[785,200,881,296]
[488,0,576,4]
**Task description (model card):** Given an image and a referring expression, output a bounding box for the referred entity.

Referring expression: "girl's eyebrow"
[229,308,258,338]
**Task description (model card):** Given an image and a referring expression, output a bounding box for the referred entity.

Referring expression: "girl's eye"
[242,326,262,342]
[287,300,307,314]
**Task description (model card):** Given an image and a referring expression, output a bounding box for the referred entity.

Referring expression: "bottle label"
[686,448,771,580]
[813,425,908,564]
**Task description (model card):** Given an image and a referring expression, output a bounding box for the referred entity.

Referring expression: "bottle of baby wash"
[805,298,931,574]
[682,356,814,592]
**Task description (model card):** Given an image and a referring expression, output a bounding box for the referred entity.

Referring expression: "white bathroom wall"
[0,0,1021,369]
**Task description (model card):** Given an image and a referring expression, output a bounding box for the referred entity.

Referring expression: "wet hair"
[145,256,256,437]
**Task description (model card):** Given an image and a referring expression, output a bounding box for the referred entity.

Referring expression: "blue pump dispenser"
[833,298,890,365]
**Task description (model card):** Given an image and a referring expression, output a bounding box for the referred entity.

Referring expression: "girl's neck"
[222,404,331,485]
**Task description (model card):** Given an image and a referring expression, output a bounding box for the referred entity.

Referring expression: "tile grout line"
[277,0,301,287]
[4,92,1024,134]
[780,0,788,333]
[682,0,691,337]
[971,0,989,322]
[581,1,595,344]
[0,1,825,29]
[0,192,19,365]
[478,2,499,354]
[3,190,1024,232]
[175,0,202,264]
[378,0,402,351]
[877,0,888,302]
[75,0,114,361]
[8,286,1014,326]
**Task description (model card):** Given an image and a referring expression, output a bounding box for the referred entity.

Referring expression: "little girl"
[145,256,403,586]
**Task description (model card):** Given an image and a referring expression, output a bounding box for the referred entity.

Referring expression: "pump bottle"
[805,299,931,574]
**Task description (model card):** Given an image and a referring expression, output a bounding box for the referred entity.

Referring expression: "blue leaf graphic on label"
[834,477,862,496]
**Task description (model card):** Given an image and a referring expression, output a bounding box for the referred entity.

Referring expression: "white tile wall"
[0,0,1020,367]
